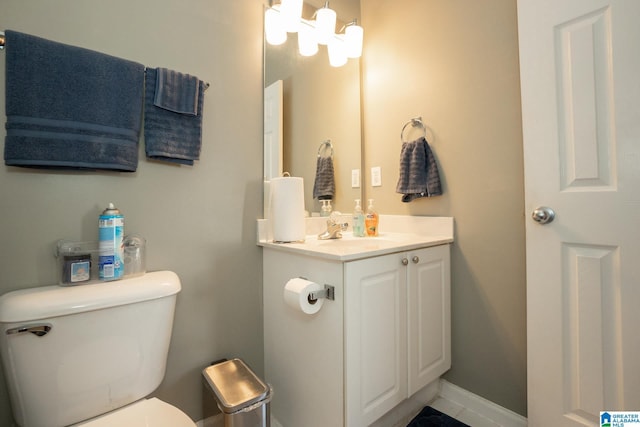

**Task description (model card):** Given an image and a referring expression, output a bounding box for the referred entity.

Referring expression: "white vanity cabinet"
[344,245,451,426]
[262,241,451,427]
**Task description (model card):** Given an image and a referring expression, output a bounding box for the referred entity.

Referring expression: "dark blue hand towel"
[144,67,205,165]
[396,137,443,202]
[4,30,145,171]
[154,68,200,115]
[313,155,336,200]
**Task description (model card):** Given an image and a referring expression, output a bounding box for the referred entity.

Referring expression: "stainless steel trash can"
[203,358,272,427]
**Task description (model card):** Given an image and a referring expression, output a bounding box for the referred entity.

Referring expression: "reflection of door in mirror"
[263,80,283,218]
[264,1,362,215]
[264,80,283,182]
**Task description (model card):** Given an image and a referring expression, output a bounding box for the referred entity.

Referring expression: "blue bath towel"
[144,67,205,165]
[396,137,442,202]
[313,155,335,200]
[4,30,144,171]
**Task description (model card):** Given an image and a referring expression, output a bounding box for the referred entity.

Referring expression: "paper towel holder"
[308,284,335,302]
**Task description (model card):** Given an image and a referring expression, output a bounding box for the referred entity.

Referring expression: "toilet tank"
[0,271,181,427]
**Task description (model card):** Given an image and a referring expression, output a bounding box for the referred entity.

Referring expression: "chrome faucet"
[318,218,348,240]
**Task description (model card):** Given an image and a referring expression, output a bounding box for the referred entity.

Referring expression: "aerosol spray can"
[98,203,124,281]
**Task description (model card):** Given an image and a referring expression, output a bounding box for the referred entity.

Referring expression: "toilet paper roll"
[270,176,305,243]
[283,278,325,315]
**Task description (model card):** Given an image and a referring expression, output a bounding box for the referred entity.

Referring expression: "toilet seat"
[74,397,196,427]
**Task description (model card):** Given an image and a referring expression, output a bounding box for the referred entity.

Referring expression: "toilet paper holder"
[308,284,335,302]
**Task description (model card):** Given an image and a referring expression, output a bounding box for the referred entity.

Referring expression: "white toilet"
[0,270,196,427]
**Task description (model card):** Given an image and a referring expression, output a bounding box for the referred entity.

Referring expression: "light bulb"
[315,6,336,45]
[265,7,287,46]
[345,24,363,58]
[328,35,347,67]
[298,20,319,56]
[281,0,303,33]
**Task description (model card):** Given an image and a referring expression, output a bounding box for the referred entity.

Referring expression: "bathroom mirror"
[264,0,362,215]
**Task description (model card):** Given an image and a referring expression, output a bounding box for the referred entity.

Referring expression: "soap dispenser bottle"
[365,199,379,236]
[320,200,333,217]
[353,199,366,237]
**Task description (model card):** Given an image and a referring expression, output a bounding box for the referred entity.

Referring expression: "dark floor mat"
[407,406,471,427]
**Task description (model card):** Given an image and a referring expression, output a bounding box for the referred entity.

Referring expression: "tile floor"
[428,396,503,427]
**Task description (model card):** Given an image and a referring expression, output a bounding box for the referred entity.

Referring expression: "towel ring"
[400,117,427,143]
[317,139,334,158]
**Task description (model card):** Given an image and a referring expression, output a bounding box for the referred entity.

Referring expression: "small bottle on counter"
[353,199,366,237]
[365,199,379,237]
[320,200,333,217]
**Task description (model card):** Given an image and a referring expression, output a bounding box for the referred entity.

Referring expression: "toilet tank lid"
[0,271,181,323]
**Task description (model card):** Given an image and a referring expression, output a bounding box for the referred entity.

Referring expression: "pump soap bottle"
[353,199,365,237]
[365,199,379,237]
[320,200,333,217]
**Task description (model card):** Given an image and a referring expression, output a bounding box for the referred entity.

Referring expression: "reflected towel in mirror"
[313,156,336,200]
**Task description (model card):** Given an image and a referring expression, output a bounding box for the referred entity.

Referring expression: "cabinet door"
[344,253,407,427]
[407,245,451,396]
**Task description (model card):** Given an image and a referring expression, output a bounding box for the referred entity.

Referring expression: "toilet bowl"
[0,271,195,427]
[74,398,194,427]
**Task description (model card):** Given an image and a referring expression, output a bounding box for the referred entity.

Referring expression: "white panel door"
[407,245,451,396]
[518,0,640,425]
[345,253,407,427]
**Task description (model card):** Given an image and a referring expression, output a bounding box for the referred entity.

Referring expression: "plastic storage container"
[202,359,272,427]
[55,235,146,286]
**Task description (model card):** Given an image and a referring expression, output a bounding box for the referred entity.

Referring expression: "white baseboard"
[370,379,440,427]
[438,380,528,427]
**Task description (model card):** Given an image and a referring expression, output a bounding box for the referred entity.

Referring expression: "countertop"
[257,215,454,262]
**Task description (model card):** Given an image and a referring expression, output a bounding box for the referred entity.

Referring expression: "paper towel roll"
[270,176,306,243]
[283,277,324,314]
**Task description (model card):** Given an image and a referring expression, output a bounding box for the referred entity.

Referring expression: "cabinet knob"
[412,256,419,264]
[402,258,409,266]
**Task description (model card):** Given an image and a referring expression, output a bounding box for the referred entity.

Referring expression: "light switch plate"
[351,169,361,188]
[371,166,382,187]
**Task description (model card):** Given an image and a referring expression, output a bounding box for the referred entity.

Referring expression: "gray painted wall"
[0,0,528,424]
[360,0,527,416]
[0,1,264,425]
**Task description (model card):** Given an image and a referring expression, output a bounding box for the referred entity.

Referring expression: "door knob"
[412,256,419,264]
[532,206,555,224]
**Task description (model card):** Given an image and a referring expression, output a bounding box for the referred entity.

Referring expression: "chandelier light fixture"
[264,0,363,67]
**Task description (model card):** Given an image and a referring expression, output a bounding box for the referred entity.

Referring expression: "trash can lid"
[203,358,270,413]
